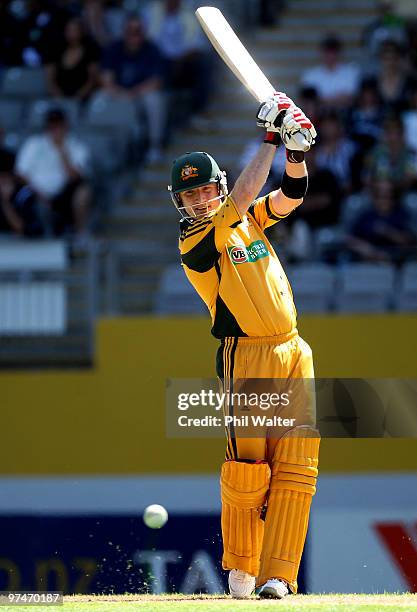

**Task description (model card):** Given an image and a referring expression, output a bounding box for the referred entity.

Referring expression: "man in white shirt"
[16,108,91,236]
[301,35,360,110]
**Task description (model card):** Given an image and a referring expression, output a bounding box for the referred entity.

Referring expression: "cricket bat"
[195,6,275,104]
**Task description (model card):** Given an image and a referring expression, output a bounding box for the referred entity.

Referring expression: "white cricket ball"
[143,504,168,529]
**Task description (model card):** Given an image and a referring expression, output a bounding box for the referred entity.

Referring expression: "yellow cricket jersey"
[179,194,297,338]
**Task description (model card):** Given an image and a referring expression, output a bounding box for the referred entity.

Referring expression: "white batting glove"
[257,93,316,156]
[280,108,317,153]
[257,91,296,133]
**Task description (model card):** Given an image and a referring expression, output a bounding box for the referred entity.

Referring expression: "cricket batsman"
[168,93,320,599]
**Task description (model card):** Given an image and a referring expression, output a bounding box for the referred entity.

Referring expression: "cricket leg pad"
[221,460,271,577]
[257,427,320,592]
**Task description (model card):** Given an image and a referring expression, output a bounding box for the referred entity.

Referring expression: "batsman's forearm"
[285,158,307,178]
[231,143,276,214]
[269,156,308,216]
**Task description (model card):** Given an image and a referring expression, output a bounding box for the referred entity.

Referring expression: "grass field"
[7,593,417,612]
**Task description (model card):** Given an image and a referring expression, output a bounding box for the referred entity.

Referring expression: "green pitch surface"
[8,594,417,612]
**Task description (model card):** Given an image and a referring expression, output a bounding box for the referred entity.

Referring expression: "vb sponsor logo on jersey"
[228,240,269,265]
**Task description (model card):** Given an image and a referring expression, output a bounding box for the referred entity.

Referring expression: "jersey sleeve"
[179,195,242,273]
[249,194,290,230]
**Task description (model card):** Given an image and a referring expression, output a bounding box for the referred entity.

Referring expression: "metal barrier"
[0,243,98,368]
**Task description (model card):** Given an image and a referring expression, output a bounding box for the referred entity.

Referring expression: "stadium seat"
[287,264,335,313]
[1,67,48,99]
[27,98,80,130]
[0,98,25,130]
[395,262,417,312]
[335,263,395,313]
[116,240,177,263]
[85,93,138,131]
[78,128,124,175]
[154,264,207,315]
[84,94,141,169]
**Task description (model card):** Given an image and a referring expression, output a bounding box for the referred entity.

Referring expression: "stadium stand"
[0,0,416,364]
[336,263,395,313]
[286,264,336,313]
[1,67,48,99]
[0,99,25,131]
[154,264,207,315]
[27,98,81,130]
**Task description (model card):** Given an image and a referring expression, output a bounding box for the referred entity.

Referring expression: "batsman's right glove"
[257,91,295,132]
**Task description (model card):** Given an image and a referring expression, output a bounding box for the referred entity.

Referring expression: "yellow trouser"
[217,331,320,592]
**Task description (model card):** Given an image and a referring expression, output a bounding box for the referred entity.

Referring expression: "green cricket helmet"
[168,151,228,219]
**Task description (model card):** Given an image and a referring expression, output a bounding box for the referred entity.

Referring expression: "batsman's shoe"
[258,578,289,599]
[228,569,256,599]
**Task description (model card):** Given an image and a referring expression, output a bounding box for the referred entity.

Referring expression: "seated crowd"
[0,0,416,270]
[269,10,417,265]
[0,0,213,239]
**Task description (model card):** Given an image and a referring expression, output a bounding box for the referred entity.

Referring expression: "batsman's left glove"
[257,92,317,159]
[257,91,295,133]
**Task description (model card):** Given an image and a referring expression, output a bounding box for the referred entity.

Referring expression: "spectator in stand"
[6,0,69,67]
[348,79,384,152]
[144,0,212,122]
[15,108,91,238]
[362,0,407,64]
[83,0,127,48]
[348,78,385,191]
[403,79,417,153]
[314,110,356,193]
[373,39,413,113]
[0,150,44,238]
[0,2,22,66]
[101,15,166,164]
[364,114,417,192]
[297,86,321,129]
[406,20,417,80]
[46,16,100,101]
[0,125,16,167]
[82,0,107,47]
[301,35,360,110]
[346,179,416,262]
[298,145,342,229]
